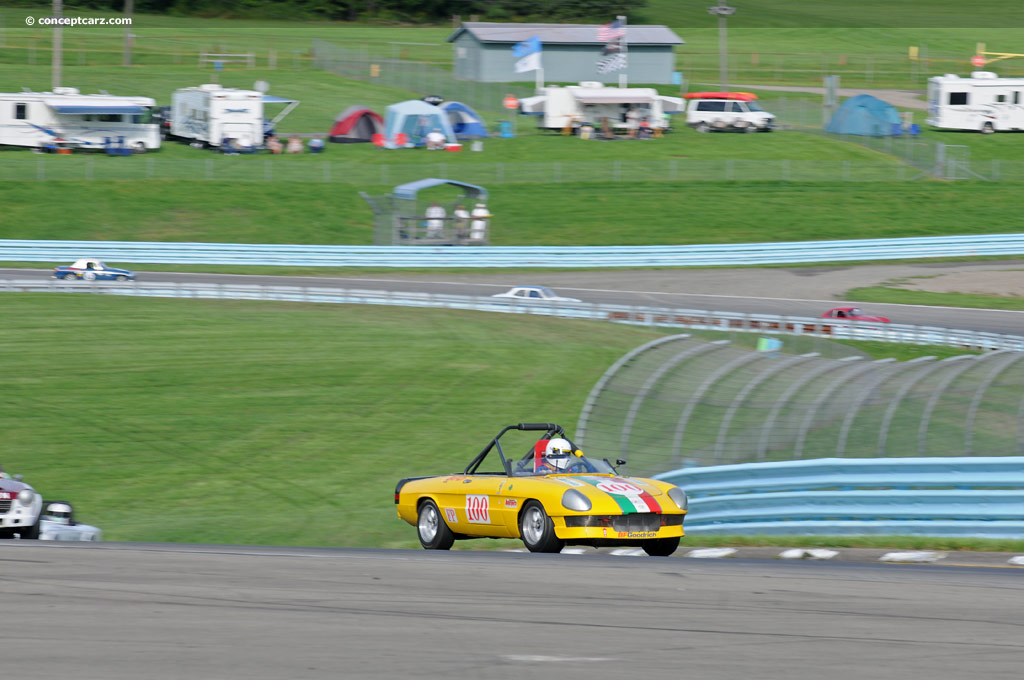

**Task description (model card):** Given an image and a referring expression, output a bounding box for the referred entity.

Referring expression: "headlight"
[17,488,35,505]
[666,487,688,511]
[561,489,592,512]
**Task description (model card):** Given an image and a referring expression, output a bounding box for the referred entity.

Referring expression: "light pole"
[708,1,735,91]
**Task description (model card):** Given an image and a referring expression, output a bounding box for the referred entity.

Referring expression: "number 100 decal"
[465,494,490,523]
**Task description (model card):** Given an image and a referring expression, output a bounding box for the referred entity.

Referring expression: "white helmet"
[44,502,73,524]
[544,438,574,470]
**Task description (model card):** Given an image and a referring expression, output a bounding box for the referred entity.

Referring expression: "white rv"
[0,87,159,152]
[927,71,1024,133]
[519,82,684,132]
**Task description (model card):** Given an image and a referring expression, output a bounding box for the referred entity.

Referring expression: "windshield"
[849,308,863,316]
[747,101,764,112]
[511,449,615,477]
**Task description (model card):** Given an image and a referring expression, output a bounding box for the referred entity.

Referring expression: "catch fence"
[8,155,1024,184]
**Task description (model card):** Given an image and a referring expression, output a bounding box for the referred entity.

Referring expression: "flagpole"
[618,15,627,88]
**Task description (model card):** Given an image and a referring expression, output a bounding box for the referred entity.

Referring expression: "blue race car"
[52,258,136,282]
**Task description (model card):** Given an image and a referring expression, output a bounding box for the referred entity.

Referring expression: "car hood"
[0,477,32,493]
[552,475,673,513]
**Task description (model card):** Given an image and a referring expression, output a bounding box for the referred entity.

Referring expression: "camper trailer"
[0,87,159,152]
[927,71,1024,133]
[519,82,684,132]
[170,84,264,147]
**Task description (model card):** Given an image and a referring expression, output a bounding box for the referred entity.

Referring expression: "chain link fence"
[576,335,1024,477]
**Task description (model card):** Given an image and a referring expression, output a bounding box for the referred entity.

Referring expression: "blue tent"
[381,100,457,149]
[825,94,903,136]
[439,101,488,139]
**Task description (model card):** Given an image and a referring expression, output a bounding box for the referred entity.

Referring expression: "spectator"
[626,107,641,138]
[426,128,446,150]
[308,137,325,154]
[453,204,470,239]
[286,135,304,154]
[425,201,446,239]
[266,136,283,154]
[470,202,491,241]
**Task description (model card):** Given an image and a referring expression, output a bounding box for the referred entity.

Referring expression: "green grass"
[3,180,1024,249]
[848,286,1024,311]
[0,293,668,546]
[0,292,997,550]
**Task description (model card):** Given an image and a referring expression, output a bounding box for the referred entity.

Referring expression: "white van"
[684,92,775,132]
[170,84,264,147]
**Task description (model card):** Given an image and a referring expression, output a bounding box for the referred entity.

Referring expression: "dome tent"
[825,94,903,136]
[328,105,384,143]
[381,100,456,149]
[439,101,488,139]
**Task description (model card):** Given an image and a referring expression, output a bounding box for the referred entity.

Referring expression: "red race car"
[821,307,890,323]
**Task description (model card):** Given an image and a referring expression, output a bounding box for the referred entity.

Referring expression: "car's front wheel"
[82,271,97,281]
[18,518,41,540]
[417,499,454,550]
[116,275,128,282]
[519,501,564,553]
[62,272,77,280]
[695,122,710,133]
[641,537,679,557]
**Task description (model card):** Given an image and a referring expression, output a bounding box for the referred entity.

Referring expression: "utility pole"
[708,1,735,91]
[52,0,62,89]
[123,0,134,66]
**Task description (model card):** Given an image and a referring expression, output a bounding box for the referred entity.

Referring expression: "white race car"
[0,471,43,539]
[491,286,581,302]
[39,501,102,541]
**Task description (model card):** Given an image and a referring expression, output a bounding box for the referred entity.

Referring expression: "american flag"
[597,18,625,42]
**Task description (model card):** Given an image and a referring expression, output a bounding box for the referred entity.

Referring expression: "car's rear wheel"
[62,272,77,281]
[641,537,679,557]
[519,501,564,553]
[417,499,454,550]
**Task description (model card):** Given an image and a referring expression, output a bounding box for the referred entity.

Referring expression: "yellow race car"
[395,423,688,556]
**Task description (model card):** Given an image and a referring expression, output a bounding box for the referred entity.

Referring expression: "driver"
[537,438,575,473]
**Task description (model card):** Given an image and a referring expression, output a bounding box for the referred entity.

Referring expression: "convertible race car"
[52,258,136,282]
[395,423,688,556]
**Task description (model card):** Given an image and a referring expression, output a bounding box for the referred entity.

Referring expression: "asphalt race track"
[5,261,1024,335]
[3,542,1022,680]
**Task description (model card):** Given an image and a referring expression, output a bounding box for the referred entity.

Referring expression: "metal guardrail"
[5,279,1024,352]
[655,457,1024,538]
[4,234,1024,267]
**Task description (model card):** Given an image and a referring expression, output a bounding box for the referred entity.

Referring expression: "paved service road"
[3,543,1022,680]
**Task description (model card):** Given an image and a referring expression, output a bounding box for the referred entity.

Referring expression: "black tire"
[695,122,710,133]
[62,272,77,281]
[18,518,41,540]
[115,275,128,282]
[417,499,454,550]
[982,122,994,134]
[642,536,680,557]
[518,501,564,553]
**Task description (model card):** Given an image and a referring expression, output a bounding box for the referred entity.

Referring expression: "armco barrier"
[4,278,1024,351]
[4,234,1024,267]
[655,457,1024,538]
